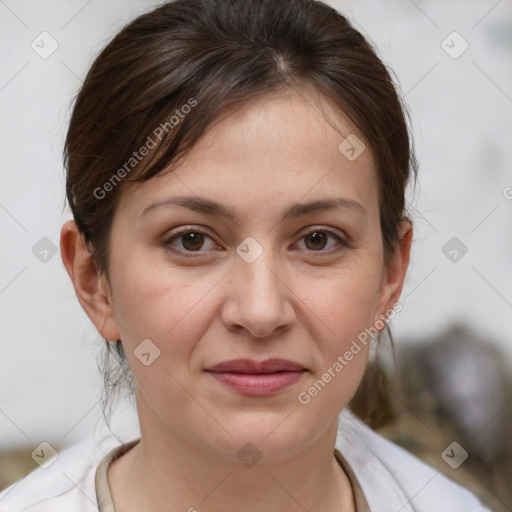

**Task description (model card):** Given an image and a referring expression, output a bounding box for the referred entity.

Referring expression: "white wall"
[0,0,511,449]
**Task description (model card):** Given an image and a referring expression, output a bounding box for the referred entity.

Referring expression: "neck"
[108,404,355,512]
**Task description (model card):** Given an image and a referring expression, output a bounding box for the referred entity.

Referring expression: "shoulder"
[0,430,124,512]
[335,408,491,512]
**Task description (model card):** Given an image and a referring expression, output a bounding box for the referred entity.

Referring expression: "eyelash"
[162,226,351,258]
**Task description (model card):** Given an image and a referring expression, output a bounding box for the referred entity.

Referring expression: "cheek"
[107,257,218,415]
[112,244,209,316]
[293,259,382,406]
[302,258,383,341]
[108,253,217,359]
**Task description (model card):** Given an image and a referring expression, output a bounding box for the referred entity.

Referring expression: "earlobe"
[60,220,120,342]
[374,220,413,328]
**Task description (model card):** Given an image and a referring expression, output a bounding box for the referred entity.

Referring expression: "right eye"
[162,228,219,257]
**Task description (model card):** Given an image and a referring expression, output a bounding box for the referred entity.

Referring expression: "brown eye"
[180,232,205,251]
[163,228,217,256]
[296,229,349,253]
[304,231,328,251]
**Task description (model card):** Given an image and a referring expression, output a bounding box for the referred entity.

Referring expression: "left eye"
[163,228,347,257]
[295,229,346,252]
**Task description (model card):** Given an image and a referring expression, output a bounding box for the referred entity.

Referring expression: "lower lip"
[207,371,306,396]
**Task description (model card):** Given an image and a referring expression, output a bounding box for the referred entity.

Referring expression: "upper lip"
[205,358,306,374]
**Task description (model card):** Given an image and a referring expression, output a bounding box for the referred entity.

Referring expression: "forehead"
[188,89,373,170]
[116,89,379,222]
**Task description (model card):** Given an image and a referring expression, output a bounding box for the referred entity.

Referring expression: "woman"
[0,0,492,510]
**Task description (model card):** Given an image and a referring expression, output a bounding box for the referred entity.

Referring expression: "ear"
[373,219,413,327]
[60,220,120,342]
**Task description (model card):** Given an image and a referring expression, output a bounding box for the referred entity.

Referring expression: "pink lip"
[205,358,307,396]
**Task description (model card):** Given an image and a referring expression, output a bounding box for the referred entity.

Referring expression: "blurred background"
[0,0,511,509]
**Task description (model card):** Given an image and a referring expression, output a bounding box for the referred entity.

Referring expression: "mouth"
[204,358,307,396]
[205,358,306,373]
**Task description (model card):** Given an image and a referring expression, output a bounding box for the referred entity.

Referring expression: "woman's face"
[81,90,410,460]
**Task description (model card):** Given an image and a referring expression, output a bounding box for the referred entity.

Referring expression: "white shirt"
[0,409,491,511]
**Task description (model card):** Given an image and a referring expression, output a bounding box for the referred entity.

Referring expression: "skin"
[61,88,412,512]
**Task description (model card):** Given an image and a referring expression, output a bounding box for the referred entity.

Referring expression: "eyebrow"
[141,195,366,221]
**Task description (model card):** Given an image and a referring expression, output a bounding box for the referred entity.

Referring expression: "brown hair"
[64,0,417,425]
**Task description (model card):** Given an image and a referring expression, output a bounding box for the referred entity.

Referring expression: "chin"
[199,413,318,464]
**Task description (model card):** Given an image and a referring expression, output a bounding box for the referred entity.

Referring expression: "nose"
[220,248,295,340]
